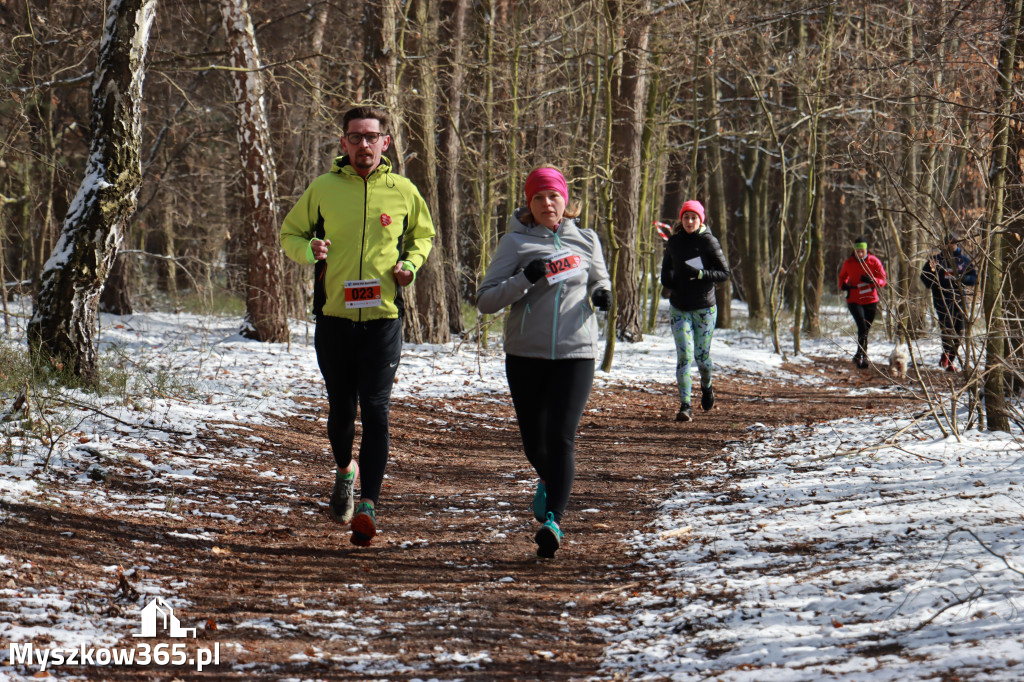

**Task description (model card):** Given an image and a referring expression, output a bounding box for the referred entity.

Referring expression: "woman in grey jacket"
[477,166,611,558]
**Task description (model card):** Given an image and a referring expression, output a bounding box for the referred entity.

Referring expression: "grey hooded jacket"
[477,209,611,360]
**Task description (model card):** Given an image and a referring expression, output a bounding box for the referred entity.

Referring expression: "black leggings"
[847,302,877,356]
[934,296,966,358]
[505,355,595,524]
[314,316,402,504]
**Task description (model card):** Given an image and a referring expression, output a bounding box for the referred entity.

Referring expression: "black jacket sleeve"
[660,249,674,288]
[920,260,937,290]
[702,235,730,283]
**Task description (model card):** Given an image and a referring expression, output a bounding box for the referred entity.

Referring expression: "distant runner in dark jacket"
[660,199,730,423]
[837,235,887,369]
[921,232,977,371]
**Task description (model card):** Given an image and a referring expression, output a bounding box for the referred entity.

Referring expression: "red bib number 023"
[344,279,382,308]
[545,249,583,284]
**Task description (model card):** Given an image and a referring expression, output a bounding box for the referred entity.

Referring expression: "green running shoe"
[532,480,547,522]
[535,512,564,558]
[329,462,359,524]
[350,501,377,547]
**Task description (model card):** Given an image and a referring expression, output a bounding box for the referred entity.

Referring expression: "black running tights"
[505,355,595,524]
[847,302,877,357]
[314,316,402,504]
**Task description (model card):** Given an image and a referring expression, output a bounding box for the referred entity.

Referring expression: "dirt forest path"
[2,357,920,680]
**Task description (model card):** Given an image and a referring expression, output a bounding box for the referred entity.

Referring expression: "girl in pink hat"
[660,200,730,422]
[477,165,611,558]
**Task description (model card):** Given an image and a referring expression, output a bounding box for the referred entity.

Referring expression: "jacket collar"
[332,154,393,179]
[510,207,577,236]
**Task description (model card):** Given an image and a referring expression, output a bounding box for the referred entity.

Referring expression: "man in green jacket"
[280,106,435,547]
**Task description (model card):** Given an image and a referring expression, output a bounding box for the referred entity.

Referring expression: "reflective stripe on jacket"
[838,253,886,305]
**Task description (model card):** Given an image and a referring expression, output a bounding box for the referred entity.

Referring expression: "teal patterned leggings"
[669,305,717,405]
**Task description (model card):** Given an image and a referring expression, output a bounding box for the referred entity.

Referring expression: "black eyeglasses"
[345,132,384,145]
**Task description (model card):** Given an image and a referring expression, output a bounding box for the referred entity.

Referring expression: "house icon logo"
[132,597,197,638]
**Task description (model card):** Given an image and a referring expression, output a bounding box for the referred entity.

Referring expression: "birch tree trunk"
[220,0,289,343]
[28,0,157,383]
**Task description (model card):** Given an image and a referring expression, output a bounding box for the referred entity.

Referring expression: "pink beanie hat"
[524,167,569,204]
[679,199,705,224]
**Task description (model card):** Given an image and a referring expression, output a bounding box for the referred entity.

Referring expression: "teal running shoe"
[350,501,377,547]
[535,512,564,558]
[532,480,547,522]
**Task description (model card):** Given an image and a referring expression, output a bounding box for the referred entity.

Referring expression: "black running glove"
[523,258,548,283]
[860,274,872,284]
[840,282,851,291]
[591,289,611,311]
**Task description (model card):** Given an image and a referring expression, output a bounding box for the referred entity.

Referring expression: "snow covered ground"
[1,299,1022,680]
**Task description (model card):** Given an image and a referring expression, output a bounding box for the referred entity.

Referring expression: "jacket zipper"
[358,174,369,322]
[550,230,564,360]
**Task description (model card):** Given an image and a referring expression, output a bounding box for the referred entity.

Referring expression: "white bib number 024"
[545,249,583,284]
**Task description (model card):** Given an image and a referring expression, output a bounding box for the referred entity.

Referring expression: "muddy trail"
[1,356,926,680]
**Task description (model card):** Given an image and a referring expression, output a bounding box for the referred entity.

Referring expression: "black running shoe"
[675,404,693,422]
[701,385,715,411]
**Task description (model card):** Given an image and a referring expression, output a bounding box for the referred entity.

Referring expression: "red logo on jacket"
[380,213,392,227]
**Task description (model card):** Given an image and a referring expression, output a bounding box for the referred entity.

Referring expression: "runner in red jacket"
[837,236,887,369]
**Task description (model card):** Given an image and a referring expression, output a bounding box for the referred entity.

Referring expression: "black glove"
[523,258,548,283]
[840,282,851,292]
[860,274,872,284]
[591,289,611,311]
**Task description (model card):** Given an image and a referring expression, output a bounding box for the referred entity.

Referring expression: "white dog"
[889,344,909,378]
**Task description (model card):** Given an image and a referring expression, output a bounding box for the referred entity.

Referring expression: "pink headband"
[679,200,705,224]
[524,168,569,204]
